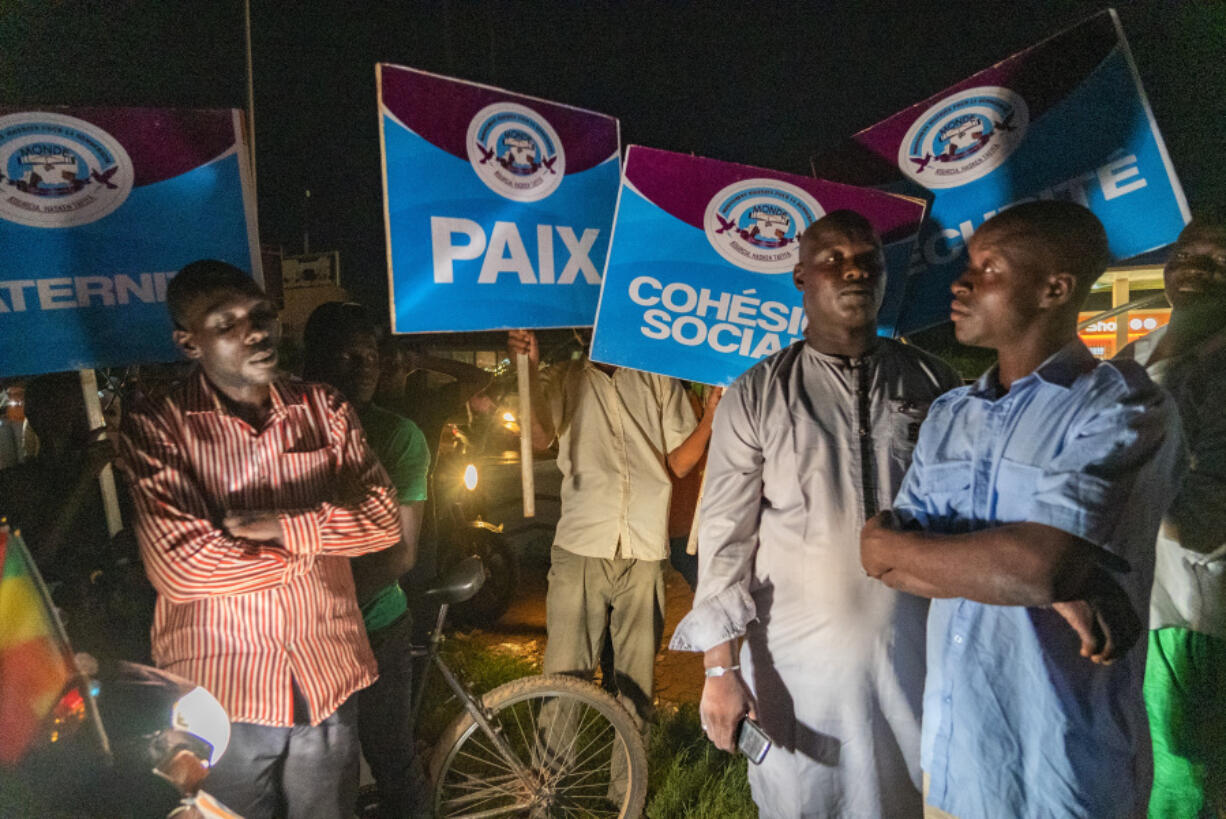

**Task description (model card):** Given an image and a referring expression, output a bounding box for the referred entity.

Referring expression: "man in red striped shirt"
[118,260,400,819]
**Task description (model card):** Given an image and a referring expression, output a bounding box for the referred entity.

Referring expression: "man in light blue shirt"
[861,201,1184,818]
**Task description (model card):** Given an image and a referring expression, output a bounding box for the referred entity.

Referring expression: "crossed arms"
[860,514,1141,662]
[120,401,401,603]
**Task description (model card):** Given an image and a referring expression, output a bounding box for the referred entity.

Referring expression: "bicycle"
[393,555,649,818]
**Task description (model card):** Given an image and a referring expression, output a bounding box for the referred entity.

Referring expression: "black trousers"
[358,613,419,818]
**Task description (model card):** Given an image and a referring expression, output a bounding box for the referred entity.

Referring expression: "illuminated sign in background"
[1077,307,1169,358]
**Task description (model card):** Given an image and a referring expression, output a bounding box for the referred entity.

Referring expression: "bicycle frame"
[410,602,540,793]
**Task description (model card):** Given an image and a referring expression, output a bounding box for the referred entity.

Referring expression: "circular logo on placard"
[466,102,565,202]
[0,112,133,228]
[898,86,1029,189]
[703,179,824,273]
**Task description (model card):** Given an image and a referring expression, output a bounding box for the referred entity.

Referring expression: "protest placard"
[590,146,925,386]
[377,64,620,333]
[813,10,1190,335]
[0,108,260,378]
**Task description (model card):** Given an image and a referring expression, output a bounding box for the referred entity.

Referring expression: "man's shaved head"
[167,259,264,330]
[799,209,881,254]
[974,201,1109,304]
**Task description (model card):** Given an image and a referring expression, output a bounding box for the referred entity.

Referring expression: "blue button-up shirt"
[893,341,1183,818]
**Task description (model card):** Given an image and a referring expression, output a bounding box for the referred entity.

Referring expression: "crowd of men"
[3,198,1221,818]
[673,203,1223,819]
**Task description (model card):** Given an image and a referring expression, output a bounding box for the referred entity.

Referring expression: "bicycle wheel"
[430,673,648,818]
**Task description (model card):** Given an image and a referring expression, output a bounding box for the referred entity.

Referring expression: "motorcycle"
[424,420,518,628]
[0,527,237,818]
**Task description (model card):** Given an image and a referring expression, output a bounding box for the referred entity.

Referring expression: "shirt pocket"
[915,461,972,525]
[888,399,931,465]
[280,446,333,506]
[993,458,1042,523]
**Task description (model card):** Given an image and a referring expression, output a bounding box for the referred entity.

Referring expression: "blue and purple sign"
[0,107,260,377]
[591,146,926,386]
[814,10,1190,335]
[377,64,620,332]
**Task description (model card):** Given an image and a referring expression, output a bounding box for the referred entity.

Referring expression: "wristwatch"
[704,664,741,678]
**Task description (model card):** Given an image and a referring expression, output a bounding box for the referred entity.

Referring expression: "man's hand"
[507,329,539,367]
[1051,568,1142,664]
[699,672,756,753]
[702,386,724,418]
[223,513,284,545]
[85,435,117,477]
[860,509,903,579]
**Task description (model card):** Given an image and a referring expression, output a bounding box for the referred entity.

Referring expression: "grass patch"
[415,630,542,743]
[646,704,755,818]
[418,634,755,817]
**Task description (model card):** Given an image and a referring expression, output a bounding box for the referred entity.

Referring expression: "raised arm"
[667,387,722,479]
[508,330,555,450]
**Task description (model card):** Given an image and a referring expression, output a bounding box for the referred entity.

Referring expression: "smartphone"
[736,717,771,765]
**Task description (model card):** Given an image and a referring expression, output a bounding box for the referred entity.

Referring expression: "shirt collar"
[801,338,885,368]
[969,339,1098,398]
[184,367,298,419]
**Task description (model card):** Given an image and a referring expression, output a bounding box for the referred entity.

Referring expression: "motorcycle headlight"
[463,463,479,492]
[170,686,230,767]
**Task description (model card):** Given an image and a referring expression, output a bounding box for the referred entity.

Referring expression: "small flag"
[0,527,77,764]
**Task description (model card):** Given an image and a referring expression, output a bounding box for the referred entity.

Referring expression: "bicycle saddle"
[422,555,486,606]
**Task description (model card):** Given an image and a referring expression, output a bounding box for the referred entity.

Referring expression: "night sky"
[3,0,1224,316]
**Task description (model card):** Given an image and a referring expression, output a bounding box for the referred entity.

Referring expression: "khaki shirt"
[541,358,696,560]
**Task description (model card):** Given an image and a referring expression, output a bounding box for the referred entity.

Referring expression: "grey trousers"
[543,545,666,724]
[202,695,359,819]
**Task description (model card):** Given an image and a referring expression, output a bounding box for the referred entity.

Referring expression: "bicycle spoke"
[562,711,614,768]
[540,697,589,775]
[550,710,617,781]
[564,733,619,781]
[444,804,535,819]
[439,773,531,817]
[434,677,647,819]
[444,771,522,793]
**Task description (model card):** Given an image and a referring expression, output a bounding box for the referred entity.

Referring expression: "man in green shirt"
[1118,219,1226,817]
[303,302,429,818]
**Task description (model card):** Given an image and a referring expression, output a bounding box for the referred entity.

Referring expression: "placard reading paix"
[591,146,925,386]
[378,65,620,332]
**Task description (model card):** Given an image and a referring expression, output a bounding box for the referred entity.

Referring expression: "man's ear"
[1041,272,1077,308]
[173,329,201,360]
[793,263,805,292]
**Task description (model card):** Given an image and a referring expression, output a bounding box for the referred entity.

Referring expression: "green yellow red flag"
[0,527,76,765]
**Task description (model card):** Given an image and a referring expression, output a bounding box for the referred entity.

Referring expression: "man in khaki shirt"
[509,331,717,722]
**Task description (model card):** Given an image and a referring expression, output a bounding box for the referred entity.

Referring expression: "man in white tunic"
[671,210,961,817]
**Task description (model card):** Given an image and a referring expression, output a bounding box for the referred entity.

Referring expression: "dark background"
[2,0,1223,319]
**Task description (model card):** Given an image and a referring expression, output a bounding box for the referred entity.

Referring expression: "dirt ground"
[460,558,705,706]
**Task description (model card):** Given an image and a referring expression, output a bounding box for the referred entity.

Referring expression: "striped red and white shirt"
[118,370,400,727]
